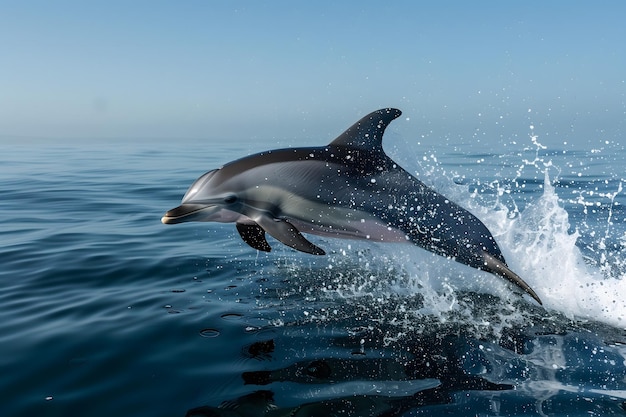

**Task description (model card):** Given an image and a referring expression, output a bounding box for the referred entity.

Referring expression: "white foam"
[498,171,626,327]
[410,132,626,329]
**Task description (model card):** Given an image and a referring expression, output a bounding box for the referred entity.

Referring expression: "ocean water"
[2,132,625,416]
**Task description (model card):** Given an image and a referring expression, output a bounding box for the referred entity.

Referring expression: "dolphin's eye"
[224,195,238,204]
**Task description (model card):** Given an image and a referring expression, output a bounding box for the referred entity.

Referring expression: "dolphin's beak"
[482,252,543,305]
[161,204,215,224]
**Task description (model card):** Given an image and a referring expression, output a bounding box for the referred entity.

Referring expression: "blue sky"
[1,1,625,145]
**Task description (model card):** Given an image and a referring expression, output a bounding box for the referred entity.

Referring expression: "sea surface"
[2,132,626,416]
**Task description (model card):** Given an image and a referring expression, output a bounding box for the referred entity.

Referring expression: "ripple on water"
[199,328,220,338]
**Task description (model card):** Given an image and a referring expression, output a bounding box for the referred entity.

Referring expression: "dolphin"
[162,108,542,304]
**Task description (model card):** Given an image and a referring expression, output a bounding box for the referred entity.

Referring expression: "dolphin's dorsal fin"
[330,108,402,150]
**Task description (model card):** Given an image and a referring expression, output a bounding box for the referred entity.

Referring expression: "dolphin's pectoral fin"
[236,222,272,252]
[482,252,543,305]
[256,216,325,255]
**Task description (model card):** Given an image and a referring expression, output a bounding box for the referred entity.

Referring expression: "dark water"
[2,135,626,416]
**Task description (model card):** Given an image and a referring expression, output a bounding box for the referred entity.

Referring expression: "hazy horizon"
[1,1,624,148]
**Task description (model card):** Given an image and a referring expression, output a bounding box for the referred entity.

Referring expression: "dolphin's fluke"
[236,222,272,252]
[482,252,542,305]
[256,216,326,255]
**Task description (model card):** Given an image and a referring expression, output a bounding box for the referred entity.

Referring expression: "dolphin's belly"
[289,213,409,243]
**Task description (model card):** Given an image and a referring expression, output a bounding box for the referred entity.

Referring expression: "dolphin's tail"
[482,252,543,305]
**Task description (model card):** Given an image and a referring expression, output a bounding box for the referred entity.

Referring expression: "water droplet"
[199,328,220,338]
[244,326,261,333]
[221,313,243,320]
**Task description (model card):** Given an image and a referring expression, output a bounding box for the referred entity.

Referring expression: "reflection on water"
[185,316,626,416]
[187,332,513,416]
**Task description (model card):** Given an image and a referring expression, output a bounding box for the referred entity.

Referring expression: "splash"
[257,132,625,338]
[460,136,625,328]
[503,171,626,327]
[335,134,624,330]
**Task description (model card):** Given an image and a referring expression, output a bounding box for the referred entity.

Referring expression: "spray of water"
[258,128,625,339]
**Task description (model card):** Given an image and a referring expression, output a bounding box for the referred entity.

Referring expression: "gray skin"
[162,108,542,305]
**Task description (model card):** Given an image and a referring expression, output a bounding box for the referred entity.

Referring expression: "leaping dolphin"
[162,108,542,304]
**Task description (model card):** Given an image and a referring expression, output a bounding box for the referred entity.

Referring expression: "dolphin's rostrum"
[162,109,542,304]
